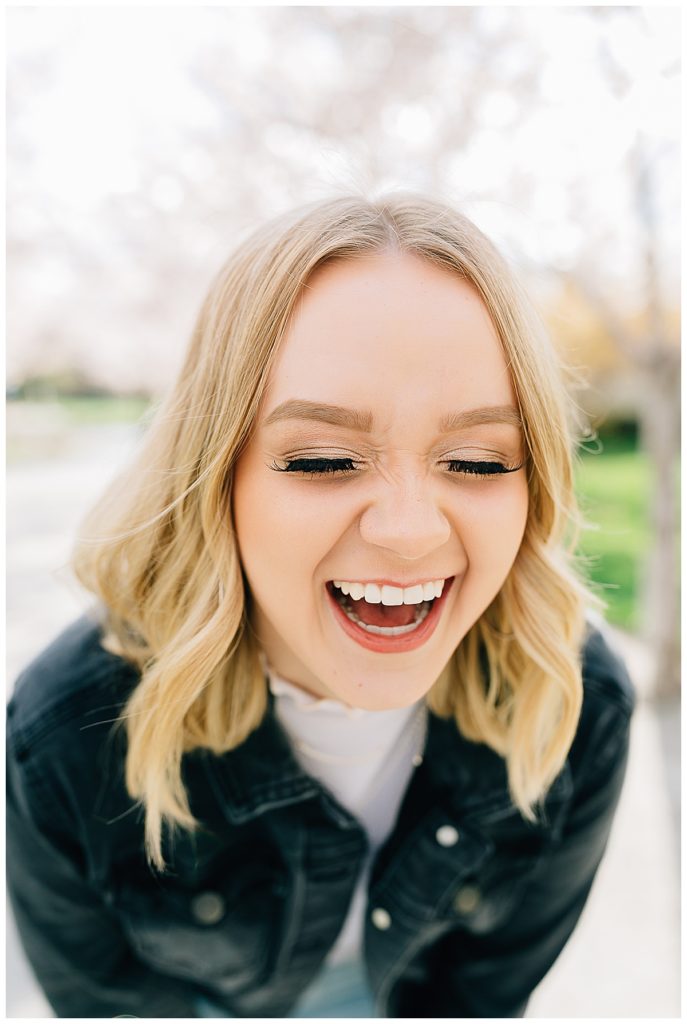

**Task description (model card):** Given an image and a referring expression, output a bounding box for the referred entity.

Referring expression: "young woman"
[7,193,635,1019]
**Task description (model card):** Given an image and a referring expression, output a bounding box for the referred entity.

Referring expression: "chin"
[327,672,436,712]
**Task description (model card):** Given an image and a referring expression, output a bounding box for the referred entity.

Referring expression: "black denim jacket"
[7,614,635,1018]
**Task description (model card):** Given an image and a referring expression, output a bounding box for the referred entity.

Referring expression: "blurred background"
[6,5,680,1018]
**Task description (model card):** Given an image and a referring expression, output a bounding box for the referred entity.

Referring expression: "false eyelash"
[270,457,359,475]
[445,460,523,476]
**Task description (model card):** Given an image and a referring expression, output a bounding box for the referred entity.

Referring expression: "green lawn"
[574,445,652,631]
[57,395,152,425]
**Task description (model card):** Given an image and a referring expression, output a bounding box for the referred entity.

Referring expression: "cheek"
[231,458,279,590]
[232,462,353,591]
[459,480,528,569]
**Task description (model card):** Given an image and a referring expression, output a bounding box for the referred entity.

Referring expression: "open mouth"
[325,577,455,652]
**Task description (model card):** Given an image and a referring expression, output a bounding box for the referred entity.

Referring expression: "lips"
[325,576,455,653]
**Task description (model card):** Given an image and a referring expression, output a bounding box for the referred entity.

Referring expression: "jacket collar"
[199,688,571,828]
[421,712,572,823]
[200,690,320,825]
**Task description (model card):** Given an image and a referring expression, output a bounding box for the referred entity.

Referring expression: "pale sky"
[6,4,681,388]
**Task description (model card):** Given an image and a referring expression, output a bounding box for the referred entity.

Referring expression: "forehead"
[265,252,515,414]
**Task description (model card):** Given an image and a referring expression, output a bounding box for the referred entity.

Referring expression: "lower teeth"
[341,600,432,636]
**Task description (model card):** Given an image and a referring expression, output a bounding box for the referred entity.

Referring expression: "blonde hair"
[74,193,596,869]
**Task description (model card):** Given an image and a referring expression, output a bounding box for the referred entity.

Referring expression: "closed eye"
[270,457,359,475]
[445,460,523,477]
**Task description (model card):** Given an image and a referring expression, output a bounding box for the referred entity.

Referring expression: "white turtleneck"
[268,667,427,965]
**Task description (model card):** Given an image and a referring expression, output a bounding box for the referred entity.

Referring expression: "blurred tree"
[566,145,679,697]
[562,8,680,696]
[7,6,680,684]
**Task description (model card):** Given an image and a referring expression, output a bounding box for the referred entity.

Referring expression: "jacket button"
[191,891,226,925]
[435,825,459,847]
[454,886,480,914]
[371,907,392,930]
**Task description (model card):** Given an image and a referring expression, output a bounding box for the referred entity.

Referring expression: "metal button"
[371,907,392,930]
[191,891,226,925]
[454,886,480,914]
[411,753,424,767]
[435,824,459,847]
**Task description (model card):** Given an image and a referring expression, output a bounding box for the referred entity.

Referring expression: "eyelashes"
[272,457,359,475]
[444,460,521,477]
[269,457,523,479]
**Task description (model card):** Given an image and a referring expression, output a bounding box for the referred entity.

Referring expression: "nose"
[358,476,451,561]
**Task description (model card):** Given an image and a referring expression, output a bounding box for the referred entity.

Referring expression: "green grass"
[575,445,652,631]
[6,395,154,463]
[56,395,152,425]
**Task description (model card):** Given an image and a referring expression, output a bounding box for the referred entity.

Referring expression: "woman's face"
[232,252,528,710]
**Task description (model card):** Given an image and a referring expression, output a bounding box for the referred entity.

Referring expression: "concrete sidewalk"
[6,424,681,1018]
[529,624,680,1017]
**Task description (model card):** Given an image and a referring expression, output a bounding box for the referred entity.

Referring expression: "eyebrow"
[263,399,522,433]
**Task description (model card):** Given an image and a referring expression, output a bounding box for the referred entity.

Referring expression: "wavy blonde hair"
[74,193,596,869]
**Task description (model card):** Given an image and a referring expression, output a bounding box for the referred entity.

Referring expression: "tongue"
[347,596,419,628]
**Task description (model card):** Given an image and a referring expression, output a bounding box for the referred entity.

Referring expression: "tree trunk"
[637,351,681,697]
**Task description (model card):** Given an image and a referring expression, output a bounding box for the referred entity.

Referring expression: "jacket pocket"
[447,849,547,934]
[113,859,282,991]
[448,765,573,933]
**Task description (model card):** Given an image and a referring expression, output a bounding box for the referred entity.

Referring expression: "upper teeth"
[332,579,445,605]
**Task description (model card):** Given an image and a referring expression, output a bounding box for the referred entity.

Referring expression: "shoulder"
[580,617,636,716]
[571,618,636,781]
[7,613,144,864]
[8,611,140,732]
[7,612,139,764]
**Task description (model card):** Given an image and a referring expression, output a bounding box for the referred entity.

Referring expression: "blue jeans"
[196,959,377,1018]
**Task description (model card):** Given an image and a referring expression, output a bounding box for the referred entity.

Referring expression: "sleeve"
[6,738,203,1019]
[393,693,633,1018]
